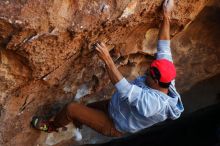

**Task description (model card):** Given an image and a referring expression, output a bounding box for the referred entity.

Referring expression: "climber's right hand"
[163,0,174,19]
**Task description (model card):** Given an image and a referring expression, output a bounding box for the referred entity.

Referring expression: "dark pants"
[52,100,123,137]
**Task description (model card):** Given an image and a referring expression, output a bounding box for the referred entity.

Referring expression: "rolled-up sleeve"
[157,40,173,62]
[115,78,143,101]
[115,78,133,98]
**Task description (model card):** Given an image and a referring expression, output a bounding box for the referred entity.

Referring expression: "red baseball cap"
[150,59,176,83]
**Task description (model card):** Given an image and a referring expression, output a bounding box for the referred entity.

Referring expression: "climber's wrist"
[163,15,170,21]
[104,55,114,66]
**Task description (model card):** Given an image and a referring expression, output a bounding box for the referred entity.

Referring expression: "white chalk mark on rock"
[119,0,138,19]
[15,20,23,25]
[63,86,71,93]
[74,84,90,100]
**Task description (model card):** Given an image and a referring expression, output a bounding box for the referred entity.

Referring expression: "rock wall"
[0,0,220,145]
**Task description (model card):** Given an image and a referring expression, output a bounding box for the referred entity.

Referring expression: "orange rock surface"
[0,0,220,145]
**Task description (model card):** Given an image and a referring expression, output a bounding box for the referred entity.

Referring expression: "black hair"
[150,67,171,88]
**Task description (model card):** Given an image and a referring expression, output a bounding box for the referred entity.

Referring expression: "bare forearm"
[158,17,170,40]
[104,57,123,85]
[94,42,123,85]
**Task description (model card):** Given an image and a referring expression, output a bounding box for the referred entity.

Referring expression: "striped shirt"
[108,40,184,133]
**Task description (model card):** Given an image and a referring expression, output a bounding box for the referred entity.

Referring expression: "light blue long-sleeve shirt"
[108,40,184,133]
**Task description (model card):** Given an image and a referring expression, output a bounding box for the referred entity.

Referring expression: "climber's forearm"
[94,42,123,85]
[104,56,123,85]
[158,16,170,40]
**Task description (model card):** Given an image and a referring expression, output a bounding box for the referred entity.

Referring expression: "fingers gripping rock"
[163,0,174,13]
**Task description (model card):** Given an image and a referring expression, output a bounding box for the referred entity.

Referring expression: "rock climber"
[31,0,184,140]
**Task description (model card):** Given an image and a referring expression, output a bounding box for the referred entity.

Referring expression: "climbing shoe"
[31,116,58,133]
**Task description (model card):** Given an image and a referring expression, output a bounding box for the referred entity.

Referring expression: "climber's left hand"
[95,42,111,62]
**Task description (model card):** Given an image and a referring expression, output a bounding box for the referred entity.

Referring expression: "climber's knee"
[65,102,81,118]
